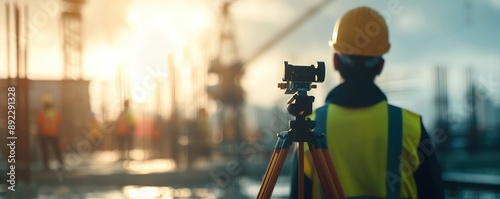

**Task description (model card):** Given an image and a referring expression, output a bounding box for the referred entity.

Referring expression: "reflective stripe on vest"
[308,101,420,199]
[387,105,402,199]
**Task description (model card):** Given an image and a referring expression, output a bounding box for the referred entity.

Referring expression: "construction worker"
[37,97,64,171]
[115,99,136,160]
[290,7,444,198]
[88,112,103,146]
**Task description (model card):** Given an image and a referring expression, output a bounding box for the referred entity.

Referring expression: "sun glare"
[91,1,213,101]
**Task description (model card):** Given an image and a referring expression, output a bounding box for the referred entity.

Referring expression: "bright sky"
[1,0,499,126]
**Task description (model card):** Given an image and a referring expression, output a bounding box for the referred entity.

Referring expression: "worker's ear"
[333,53,339,71]
[376,58,384,75]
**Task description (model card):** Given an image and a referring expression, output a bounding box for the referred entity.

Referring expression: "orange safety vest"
[37,110,61,137]
[115,111,134,136]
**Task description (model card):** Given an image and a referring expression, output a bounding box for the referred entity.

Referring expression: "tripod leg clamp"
[312,131,328,149]
[275,131,291,149]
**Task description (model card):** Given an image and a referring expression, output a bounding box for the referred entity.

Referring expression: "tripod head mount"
[286,88,314,118]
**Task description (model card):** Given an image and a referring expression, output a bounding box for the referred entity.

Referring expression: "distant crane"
[207,1,244,156]
[60,0,90,147]
[207,0,334,159]
[61,0,84,80]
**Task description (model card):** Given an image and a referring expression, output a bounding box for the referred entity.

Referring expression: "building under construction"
[0,79,91,147]
[0,0,90,183]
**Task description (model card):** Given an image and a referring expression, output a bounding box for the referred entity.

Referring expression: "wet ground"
[0,149,500,198]
[0,149,292,198]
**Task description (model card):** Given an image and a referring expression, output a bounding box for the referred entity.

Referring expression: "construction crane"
[60,0,91,147]
[207,0,334,159]
[207,1,242,104]
[207,1,244,156]
[62,0,84,80]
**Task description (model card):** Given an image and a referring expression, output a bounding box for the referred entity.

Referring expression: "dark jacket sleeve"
[290,148,313,199]
[413,120,445,199]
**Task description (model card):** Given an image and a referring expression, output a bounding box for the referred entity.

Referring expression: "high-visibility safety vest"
[37,110,62,137]
[290,81,444,199]
[301,101,422,199]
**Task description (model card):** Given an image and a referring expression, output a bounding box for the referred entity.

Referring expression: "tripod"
[257,87,345,199]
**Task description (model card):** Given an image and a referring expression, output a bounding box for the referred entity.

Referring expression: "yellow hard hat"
[329,7,390,57]
[41,94,52,105]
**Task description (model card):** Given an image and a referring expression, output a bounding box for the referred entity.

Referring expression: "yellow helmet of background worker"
[329,7,390,57]
[41,94,52,105]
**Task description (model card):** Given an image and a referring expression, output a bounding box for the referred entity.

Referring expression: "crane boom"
[243,0,334,67]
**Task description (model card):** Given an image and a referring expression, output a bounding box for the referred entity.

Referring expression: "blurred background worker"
[37,97,64,171]
[291,7,444,199]
[88,112,103,146]
[115,99,136,160]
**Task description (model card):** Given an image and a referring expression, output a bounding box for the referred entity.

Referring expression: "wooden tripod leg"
[321,149,345,199]
[257,146,290,199]
[309,146,334,199]
[265,148,286,197]
[258,148,280,198]
[266,146,290,198]
[316,149,341,199]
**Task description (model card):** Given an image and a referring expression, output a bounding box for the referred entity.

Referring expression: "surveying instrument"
[257,61,345,199]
